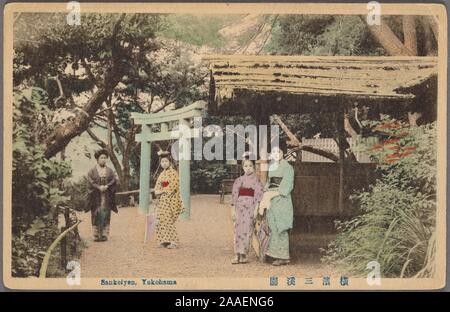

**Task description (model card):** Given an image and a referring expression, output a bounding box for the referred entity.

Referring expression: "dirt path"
[78,194,337,278]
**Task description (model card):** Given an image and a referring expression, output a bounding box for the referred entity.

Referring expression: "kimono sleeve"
[278,163,294,197]
[253,177,264,203]
[231,177,241,206]
[87,169,100,190]
[154,171,163,194]
[107,170,118,187]
[263,175,270,191]
[166,169,180,194]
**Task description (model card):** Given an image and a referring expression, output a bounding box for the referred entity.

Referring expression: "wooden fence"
[290,161,378,254]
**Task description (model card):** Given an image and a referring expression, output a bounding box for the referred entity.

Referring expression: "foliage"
[267,15,436,57]
[157,14,241,49]
[14,13,210,191]
[323,117,437,278]
[267,15,410,56]
[12,212,84,277]
[12,88,83,277]
[12,216,59,277]
[64,177,90,212]
[191,162,231,194]
[14,13,161,89]
[273,113,337,140]
[13,88,72,223]
[135,39,209,110]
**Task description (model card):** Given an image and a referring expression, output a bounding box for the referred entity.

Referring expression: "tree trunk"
[121,146,132,193]
[44,79,121,158]
[86,127,124,184]
[403,16,418,56]
[344,113,358,138]
[426,15,439,42]
[274,114,343,162]
[408,111,422,126]
[122,163,131,192]
[120,126,138,192]
[419,17,435,56]
[44,14,126,159]
[361,15,415,56]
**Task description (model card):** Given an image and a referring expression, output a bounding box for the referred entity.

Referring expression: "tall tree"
[14,13,163,159]
[85,40,208,190]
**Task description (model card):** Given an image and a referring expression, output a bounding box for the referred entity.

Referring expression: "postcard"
[2,2,447,291]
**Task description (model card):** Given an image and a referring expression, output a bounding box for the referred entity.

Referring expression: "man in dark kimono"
[85,149,118,242]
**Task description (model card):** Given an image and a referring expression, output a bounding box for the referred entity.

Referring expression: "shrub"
[323,117,437,278]
[12,87,81,277]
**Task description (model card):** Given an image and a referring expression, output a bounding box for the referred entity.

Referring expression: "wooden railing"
[39,220,82,278]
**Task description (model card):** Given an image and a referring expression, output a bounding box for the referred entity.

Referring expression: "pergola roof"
[203,55,438,115]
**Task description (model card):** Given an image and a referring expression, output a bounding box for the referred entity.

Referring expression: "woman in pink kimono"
[231,159,264,264]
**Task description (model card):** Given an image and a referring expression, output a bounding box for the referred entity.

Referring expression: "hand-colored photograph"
[2,2,447,290]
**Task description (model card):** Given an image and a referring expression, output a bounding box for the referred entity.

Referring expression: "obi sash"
[268,177,282,188]
[161,181,169,188]
[238,187,255,197]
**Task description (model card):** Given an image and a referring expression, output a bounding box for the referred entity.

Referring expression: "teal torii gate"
[131,101,206,219]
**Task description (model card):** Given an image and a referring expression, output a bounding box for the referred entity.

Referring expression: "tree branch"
[86,127,124,181]
[112,123,126,156]
[426,15,439,42]
[300,146,340,162]
[272,115,301,145]
[86,127,107,148]
[344,113,358,138]
[361,15,415,56]
[81,58,100,86]
[273,114,340,162]
[44,15,127,158]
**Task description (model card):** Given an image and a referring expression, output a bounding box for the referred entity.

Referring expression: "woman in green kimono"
[259,142,294,266]
[86,149,118,242]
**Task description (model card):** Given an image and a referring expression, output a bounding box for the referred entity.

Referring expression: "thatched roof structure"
[204,55,438,116]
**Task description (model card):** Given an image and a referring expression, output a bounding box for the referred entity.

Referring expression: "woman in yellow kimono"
[154,152,184,249]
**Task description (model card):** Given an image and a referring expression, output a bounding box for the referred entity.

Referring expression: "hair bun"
[242,151,257,160]
[157,150,171,157]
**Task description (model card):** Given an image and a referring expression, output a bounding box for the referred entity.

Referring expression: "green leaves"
[157,14,239,48]
[324,117,437,278]
[25,219,46,236]
[12,88,72,221]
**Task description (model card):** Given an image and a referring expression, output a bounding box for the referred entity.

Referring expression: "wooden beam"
[138,125,151,215]
[131,101,206,125]
[179,118,191,220]
[135,128,201,142]
[254,106,270,185]
[336,106,346,214]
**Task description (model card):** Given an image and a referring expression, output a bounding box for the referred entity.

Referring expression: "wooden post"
[337,106,346,213]
[60,148,68,270]
[161,122,169,133]
[60,227,67,269]
[179,119,191,220]
[254,107,270,185]
[138,125,151,215]
[131,102,205,219]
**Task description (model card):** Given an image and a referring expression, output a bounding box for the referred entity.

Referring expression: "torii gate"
[131,101,206,219]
